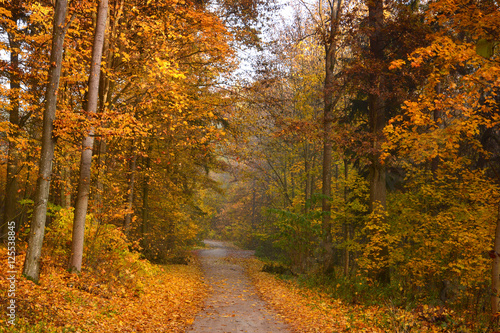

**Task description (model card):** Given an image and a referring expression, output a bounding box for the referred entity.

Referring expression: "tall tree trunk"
[491,203,500,316]
[251,179,256,227]
[283,157,288,207]
[431,83,441,177]
[2,19,21,242]
[93,138,106,222]
[123,143,137,235]
[368,0,389,284]
[343,159,350,276]
[60,162,72,208]
[141,149,151,250]
[321,0,342,274]
[92,5,113,224]
[69,0,108,273]
[23,0,70,282]
[304,142,311,214]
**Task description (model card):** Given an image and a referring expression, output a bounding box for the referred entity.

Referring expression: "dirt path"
[187,240,290,333]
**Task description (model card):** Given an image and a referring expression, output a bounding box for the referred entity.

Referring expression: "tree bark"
[304,142,311,214]
[367,0,389,284]
[93,138,107,221]
[123,143,137,235]
[491,203,500,316]
[2,18,21,242]
[60,162,72,208]
[69,0,108,273]
[321,0,342,275]
[343,159,350,276]
[141,149,151,250]
[23,0,70,282]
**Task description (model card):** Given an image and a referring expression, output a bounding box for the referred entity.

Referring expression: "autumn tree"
[366,0,388,283]
[315,0,345,274]
[380,0,499,316]
[69,0,108,273]
[23,0,71,282]
[0,0,25,242]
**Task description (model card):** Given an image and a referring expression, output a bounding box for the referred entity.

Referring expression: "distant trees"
[214,0,500,320]
[0,0,265,282]
[2,0,499,322]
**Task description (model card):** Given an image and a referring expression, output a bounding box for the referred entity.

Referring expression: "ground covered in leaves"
[0,247,207,332]
[244,258,468,333]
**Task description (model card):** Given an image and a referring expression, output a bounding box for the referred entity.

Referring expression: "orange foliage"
[245,257,382,332]
[245,257,464,333]
[0,247,207,332]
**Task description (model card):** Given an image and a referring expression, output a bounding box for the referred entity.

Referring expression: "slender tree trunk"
[123,143,137,235]
[321,0,343,274]
[491,203,500,316]
[291,158,296,200]
[93,138,106,222]
[368,0,389,284]
[59,151,72,208]
[310,153,316,204]
[343,159,350,276]
[304,142,311,214]
[141,150,151,250]
[18,153,33,232]
[69,0,108,273]
[251,179,256,227]
[2,25,21,242]
[283,158,288,207]
[368,0,385,210]
[23,0,70,282]
[431,83,441,177]
[92,5,114,224]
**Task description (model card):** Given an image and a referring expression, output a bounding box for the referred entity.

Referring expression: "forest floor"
[0,241,469,332]
[191,241,463,333]
[0,246,207,332]
[189,241,385,333]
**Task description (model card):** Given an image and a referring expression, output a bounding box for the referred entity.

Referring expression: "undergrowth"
[0,208,207,332]
[245,257,495,332]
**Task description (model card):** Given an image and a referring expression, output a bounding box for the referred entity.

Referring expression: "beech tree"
[69,0,108,273]
[366,0,388,283]
[318,0,344,274]
[0,0,23,242]
[23,0,70,282]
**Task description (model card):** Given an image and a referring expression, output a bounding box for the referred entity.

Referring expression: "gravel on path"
[187,240,290,333]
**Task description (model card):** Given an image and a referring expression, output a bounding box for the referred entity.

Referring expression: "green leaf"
[476,39,494,58]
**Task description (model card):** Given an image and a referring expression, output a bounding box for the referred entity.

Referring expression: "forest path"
[187,240,290,333]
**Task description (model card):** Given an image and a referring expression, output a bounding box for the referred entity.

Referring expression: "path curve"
[187,240,290,333]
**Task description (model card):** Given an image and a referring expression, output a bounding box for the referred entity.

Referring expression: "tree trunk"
[141,150,151,250]
[368,0,389,284]
[343,159,349,276]
[60,152,72,208]
[93,137,107,222]
[2,22,21,243]
[491,203,500,316]
[304,142,311,214]
[123,143,137,235]
[251,179,256,227]
[69,0,108,273]
[23,0,70,282]
[321,0,343,275]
